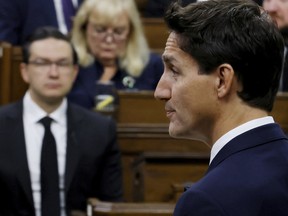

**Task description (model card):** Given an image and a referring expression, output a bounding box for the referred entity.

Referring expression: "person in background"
[0,0,83,45]
[263,0,288,91]
[144,0,197,17]
[143,0,263,17]
[67,0,164,110]
[0,26,123,216]
[155,0,288,215]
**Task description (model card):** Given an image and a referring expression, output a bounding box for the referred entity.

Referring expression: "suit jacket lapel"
[65,104,80,192]
[207,123,287,173]
[9,101,34,208]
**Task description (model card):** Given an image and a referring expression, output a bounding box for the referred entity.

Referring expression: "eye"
[29,59,51,66]
[171,68,179,77]
[167,65,179,80]
[114,28,127,35]
[93,25,106,33]
[56,61,72,67]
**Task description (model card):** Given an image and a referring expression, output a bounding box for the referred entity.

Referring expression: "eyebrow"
[31,57,71,62]
[162,54,177,64]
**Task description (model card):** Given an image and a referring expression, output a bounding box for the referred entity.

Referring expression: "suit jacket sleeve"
[0,0,22,44]
[94,117,123,201]
[174,189,227,216]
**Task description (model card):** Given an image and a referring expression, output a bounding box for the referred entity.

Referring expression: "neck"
[209,104,268,147]
[29,91,63,114]
[98,58,117,67]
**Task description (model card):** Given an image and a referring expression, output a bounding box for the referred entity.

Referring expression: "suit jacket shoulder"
[174,124,288,216]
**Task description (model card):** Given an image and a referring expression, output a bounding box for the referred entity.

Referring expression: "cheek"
[283,8,288,21]
[174,79,214,120]
[87,39,100,56]
[29,73,44,85]
[117,41,127,53]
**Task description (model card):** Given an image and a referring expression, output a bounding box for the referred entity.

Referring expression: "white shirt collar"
[210,116,275,164]
[23,91,67,125]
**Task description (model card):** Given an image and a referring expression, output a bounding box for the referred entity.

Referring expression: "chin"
[100,53,117,59]
[168,124,184,139]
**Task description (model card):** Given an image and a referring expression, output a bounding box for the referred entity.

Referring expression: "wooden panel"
[116,91,168,124]
[117,123,210,202]
[0,45,27,105]
[142,18,168,54]
[117,124,209,154]
[116,91,288,130]
[87,198,175,216]
[270,92,288,133]
[132,152,209,202]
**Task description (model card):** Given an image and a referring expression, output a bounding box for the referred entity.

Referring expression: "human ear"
[20,63,30,84]
[215,64,234,98]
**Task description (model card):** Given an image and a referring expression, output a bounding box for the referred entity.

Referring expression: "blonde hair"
[71,0,150,77]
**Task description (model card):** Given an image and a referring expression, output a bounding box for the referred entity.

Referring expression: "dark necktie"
[62,0,75,31]
[40,116,60,216]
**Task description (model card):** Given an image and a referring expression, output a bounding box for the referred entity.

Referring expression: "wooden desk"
[115,91,288,131]
[132,152,209,202]
[87,198,175,216]
[116,91,168,124]
[117,123,210,202]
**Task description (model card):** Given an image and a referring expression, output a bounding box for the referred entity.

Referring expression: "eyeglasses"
[28,60,73,72]
[88,23,129,43]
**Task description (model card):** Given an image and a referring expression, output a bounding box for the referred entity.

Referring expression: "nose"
[154,73,171,101]
[48,63,60,77]
[104,34,114,43]
[104,30,115,43]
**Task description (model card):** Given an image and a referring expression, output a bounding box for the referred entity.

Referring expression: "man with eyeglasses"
[0,26,123,216]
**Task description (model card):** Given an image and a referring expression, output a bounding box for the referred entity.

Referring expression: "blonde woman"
[68,0,164,109]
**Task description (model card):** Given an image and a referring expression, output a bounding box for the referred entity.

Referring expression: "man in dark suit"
[144,0,263,17]
[155,0,288,215]
[144,0,197,17]
[0,26,123,216]
[0,0,83,45]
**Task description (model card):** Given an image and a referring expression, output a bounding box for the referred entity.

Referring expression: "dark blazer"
[0,0,83,45]
[0,100,123,216]
[144,0,262,17]
[174,123,288,216]
[68,53,164,109]
[144,0,197,17]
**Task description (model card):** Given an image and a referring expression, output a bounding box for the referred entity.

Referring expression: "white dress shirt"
[210,116,275,164]
[23,92,68,216]
[53,0,78,34]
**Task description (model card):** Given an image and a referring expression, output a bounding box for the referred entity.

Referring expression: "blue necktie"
[62,0,75,31]
[40,116,60,216]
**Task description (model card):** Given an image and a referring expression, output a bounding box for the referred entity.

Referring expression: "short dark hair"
[164,0,284,112]
[22,26,78,65]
